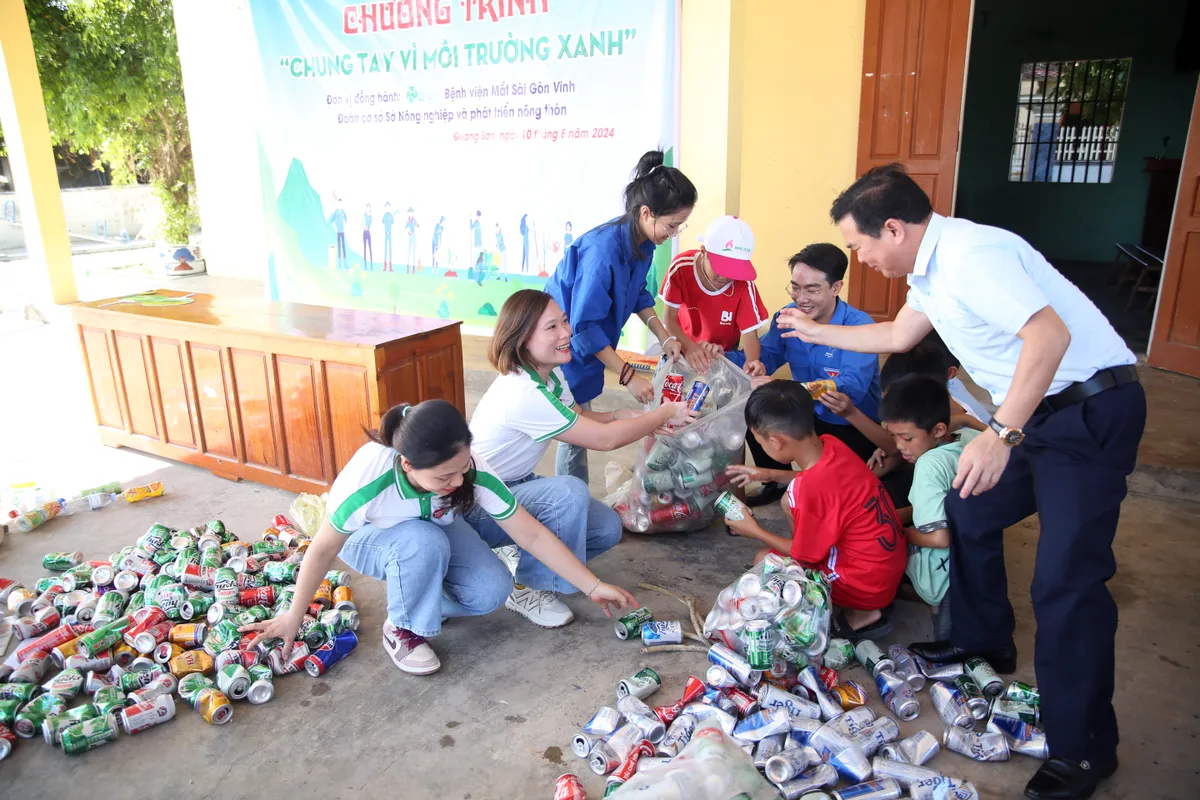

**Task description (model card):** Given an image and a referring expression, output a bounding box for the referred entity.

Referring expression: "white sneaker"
[381,621,441,675]
[505,587,574,628]
[492,544,520,576]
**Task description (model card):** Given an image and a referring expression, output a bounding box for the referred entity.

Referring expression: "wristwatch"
[988,418,1025,447]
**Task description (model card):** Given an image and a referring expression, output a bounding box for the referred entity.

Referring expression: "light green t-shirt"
[906,429,979,605]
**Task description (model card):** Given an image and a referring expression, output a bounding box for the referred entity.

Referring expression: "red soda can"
[215,649,261,671]
[660,372,685,405]
[818,666,839,691]
[654,674,706,725]
[14,606,61,639]
[121,606,166,644]
[237,587,275,607]
[16,621,81,663]
[649,501,697,524]
[609,739,654,783]
[724,687,760,716]
[237,634,258,651]
[132,621,174,654]
[267,642,310,676]
[553,774,587,800]
[180,564,216,591]
[684,381,711,412]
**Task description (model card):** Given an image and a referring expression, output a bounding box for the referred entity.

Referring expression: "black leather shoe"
[908,639,1018,674]
[1024,755,1117,800]
[744,482,787,507]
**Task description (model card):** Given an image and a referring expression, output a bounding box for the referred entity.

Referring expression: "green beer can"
[14,692,67,737]
[676,469,715,489]
[181,591,215,621]
[641,471,675,493]
[178,673,216,705]
[232,605,270,627]
[61,712,119,755]
[126,591,146,614]
[239,572,267,589]
[263,561,298,584]
[43,703,99,746]
[92,590,127,624]
[743,619,775,670]
[614,607,654,640]
[42,551,85,571]
[324,570,352,587]
[78,616,132,658]
[645,439,678,471]
[92,685,127,716]
[1004,680,1040,707]
[202,620,241,656]
[0,683,41,703]
[0,698,22,726]
[34,576,63,594]
[713,491,748,521]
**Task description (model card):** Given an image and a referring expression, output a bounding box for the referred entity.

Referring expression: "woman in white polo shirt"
[240,398,637,676]
[468,290,697,625]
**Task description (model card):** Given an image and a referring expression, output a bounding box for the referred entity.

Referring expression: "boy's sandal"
[830,608,894,643]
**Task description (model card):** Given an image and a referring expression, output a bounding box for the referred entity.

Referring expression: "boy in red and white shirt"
[659,216,769,373]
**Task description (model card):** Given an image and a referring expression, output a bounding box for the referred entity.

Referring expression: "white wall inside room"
[172,0,269,282]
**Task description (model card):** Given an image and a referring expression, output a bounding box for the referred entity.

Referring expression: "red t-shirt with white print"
[659,249,769,352]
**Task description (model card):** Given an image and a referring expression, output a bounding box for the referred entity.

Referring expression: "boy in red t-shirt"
[659,216,769,373]
[726,380,906,639]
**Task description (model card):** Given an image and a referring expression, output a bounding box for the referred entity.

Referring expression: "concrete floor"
[1,311,1199,798]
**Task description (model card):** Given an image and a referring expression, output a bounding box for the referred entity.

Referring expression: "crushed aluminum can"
[731,708,791,742]
[808,721,861,761]
[588,723,641,776]
[870,756,944,788]
[582,706,621,738]
[826,706,877,737]
[991,696,1039,726]
[896,729,941,766]
[850,716,900,757]
[616,667,661,701]
[640,620,683,646]
[656,713,697,758]
[952,675,990,720]
[929,680,976,730]
[705,664,739,689]
[753,733,786,770]
[830,743,873,783]
[832,779,903,800]
[765,744,818,783]
[908,777,980,800]
[832,679,870,710]
[777,763,839,799]
[759,683,822,720]
[680,702,736,737]
[920,660,965,681]
[887,644,926,692]
[571,730,604,759]
[616,695,666,744]
[787,716,822,748]
[874,668,920,721]
[986,717,1049,760]
[943,725,1010,762]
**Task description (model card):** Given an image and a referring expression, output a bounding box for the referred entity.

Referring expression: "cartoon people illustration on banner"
[363,203,374,270]
[329,197,348,269]
[432,215,445,275]
[382,202,394,272]
[495,222,507,279]
[405,208,419,273]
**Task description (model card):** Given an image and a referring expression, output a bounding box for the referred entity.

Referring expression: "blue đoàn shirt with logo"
[758,298,882,426]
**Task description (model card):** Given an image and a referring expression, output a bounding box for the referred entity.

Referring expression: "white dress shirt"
[906,214,1135,405]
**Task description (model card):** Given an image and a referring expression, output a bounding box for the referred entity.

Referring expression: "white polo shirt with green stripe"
[327,442,517,534]
[468,366,578,482]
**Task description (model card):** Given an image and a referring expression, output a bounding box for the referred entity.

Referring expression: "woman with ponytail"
[240,399,637,676]
[546,150,697,482]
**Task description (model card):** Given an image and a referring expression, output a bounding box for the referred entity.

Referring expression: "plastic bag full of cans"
[605,355,752,534]
[703,552,833,669]
[0,513,360,760]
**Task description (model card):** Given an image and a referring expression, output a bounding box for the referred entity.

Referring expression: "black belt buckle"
[1038,364,1139,415]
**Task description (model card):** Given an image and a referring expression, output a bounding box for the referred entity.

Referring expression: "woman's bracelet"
[585,577,602,598]
[663,335,678,346]
[619,362,634,386]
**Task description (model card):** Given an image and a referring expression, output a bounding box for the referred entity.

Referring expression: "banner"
[249,0,680,334]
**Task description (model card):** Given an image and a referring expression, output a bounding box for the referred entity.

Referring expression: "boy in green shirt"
[878,374,978,639]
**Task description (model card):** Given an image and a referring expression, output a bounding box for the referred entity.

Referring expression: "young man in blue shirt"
[743,243,882,505]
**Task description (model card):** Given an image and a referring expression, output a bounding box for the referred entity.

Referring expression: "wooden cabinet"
[71,291,464,494]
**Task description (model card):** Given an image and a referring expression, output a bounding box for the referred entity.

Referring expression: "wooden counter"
[71,291,464,493]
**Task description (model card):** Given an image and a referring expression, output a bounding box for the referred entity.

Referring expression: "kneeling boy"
[878,375,978,639]
[725,381,906,639]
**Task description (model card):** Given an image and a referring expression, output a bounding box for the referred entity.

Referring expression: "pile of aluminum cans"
[0,514,360,759]
[609,356,752,534]
[703,553,834,672]
[562,583,1048,798]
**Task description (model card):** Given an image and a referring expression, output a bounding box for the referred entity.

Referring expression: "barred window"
[1009,58,1132,183]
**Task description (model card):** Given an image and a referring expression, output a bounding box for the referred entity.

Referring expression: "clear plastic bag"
[605,356,753,534]
[289,492,328,537]
[702,553,833,666]
[609,719,780,799]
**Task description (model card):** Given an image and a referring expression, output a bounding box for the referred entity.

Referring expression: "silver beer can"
[943,725,1010,762]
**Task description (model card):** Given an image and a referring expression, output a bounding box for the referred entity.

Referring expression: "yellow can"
[260,526,279,541]
[51,636,86,666]
[802,379,837,399]
[332,585,356,611]
[169,623,207,647]
[169,649,214,678]
[194,687,233,725]
[154,642,185,664]
[313,579,334,610]
[112,642,139,668]
[122,481,164,503]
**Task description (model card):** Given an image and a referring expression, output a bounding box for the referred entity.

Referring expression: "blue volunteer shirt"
[546,219,657,404]
[759,298,882,426]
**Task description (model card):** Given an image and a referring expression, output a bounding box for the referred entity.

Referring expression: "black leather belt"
[1037,364,1139,415]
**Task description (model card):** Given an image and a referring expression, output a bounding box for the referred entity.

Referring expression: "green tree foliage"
[24,0,195,241]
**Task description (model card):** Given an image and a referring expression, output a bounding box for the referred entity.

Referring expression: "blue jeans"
[555,401,591,482]
[466,473,621,594]
[337,517,513,638]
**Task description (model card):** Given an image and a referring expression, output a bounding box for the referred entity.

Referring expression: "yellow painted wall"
[681,0,866,315]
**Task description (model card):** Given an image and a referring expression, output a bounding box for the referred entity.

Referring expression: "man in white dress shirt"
[778,165,1145,800]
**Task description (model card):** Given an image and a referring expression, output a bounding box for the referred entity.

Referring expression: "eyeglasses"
[786,282,830,299]
[655,220,689,239]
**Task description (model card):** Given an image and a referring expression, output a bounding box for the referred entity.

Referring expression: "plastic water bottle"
[59,492,118,515]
